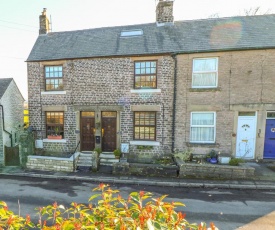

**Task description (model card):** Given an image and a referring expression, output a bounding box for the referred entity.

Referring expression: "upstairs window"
[134,112,156,140]
[190,112,216,143]
[45,66,63,91]
[46,112,64,137]
[192,58,218,88]
[134,61,157,89]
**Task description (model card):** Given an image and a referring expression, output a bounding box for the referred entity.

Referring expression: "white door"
[236,115,257,159]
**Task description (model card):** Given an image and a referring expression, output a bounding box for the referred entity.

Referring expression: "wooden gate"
[5,146,20,166]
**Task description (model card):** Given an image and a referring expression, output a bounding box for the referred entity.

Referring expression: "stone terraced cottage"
[27,0,275,163]
[0,78,24,166]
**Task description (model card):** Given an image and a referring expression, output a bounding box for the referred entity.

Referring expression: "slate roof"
[0,78,12,99]
[27,14,275,62]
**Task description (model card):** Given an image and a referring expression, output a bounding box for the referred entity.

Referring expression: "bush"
[174,149,193,162]
[93,147,102,156]
[229,158,244,166]
[113,149,121,157]
[0,184,217,229]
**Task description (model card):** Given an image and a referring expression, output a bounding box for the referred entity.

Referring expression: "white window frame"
[192,57,218,88]
[190,112,216,143]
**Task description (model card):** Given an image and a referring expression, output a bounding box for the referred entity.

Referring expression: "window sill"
[189,87,221,92]
[43,139,67,143]
[41,91,66,95]
[130,141,160,146]
[130,89,161,93]
[187,142,220,148]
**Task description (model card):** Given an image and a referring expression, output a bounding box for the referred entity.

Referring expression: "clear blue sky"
[0,0,274,100]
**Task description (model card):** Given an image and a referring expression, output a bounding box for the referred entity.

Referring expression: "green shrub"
[93,147,102,155]
[174,149,193,162]
[229,158,244,166]
[113,148,121,157]
[0,184,217,229]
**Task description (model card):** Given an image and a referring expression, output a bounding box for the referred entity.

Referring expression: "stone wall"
[113,162,178,177]
[175,158,255,179]
[0,80,24,165]
[175,50,275,159]
[26,152,80,172]
[0,118,3,166]
[28,55,174,161]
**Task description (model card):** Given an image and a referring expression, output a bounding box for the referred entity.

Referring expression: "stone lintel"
[74,105,123,112]
[42,105,67,111]
[131,105,161,111]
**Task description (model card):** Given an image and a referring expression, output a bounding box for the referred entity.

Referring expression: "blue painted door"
[264,119,275,159]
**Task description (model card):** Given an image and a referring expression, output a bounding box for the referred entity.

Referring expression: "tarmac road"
[1,175,275,229]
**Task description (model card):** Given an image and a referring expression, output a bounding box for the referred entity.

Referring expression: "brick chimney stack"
[156,0,174,26]
[39,8,50,34]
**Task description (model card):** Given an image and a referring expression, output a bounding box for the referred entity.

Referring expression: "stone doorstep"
[100,154,116,159]
[100,159,119,163]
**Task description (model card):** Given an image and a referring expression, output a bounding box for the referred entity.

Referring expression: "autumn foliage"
[0,183,217,229]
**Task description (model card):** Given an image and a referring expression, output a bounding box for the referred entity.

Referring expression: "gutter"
[0,104,13,147]
[171,53,178,153]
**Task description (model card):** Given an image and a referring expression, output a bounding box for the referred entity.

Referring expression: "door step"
[98,152,119,173]
[76,152,93,169]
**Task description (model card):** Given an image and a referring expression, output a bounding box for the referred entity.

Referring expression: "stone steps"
[100,152,119,165]
[98,152,119,173]
[77,152,93,168]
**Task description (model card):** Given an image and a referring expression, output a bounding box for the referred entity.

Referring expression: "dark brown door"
[81,112,95,151]
[102,112,117,152]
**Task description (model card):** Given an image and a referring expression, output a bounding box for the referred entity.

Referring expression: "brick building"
[27,1,275,161]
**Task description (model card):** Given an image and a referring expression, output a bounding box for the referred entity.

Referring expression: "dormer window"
[45,66,63,91]
[120,29,143,37]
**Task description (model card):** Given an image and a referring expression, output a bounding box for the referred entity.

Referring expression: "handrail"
[73,140,80,172]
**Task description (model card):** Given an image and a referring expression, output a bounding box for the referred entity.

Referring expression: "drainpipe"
[171,53,178,153]
[0,104,13,147]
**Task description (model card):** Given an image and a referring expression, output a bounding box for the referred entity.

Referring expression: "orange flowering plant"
[0,184,217,229]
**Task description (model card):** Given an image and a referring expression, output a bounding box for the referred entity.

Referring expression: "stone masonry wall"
[26,152,79,172]
[0,113,3,166]
[28,55,174,161]
[0,80,24,165]
[175,50,275,158]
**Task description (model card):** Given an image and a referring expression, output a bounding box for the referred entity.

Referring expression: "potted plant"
[205,154,211,162]
[209,149,218,164]
[113,149,121,159]
[47,127,62,139]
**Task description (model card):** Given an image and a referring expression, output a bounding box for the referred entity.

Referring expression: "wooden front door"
[81,112,95,151]
[102,112,117,152]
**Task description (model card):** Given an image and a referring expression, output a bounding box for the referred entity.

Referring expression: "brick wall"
[28,55,174,161]
[175,50,275,158]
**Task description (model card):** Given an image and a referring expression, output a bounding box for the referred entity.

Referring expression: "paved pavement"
[0,161,275,190]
